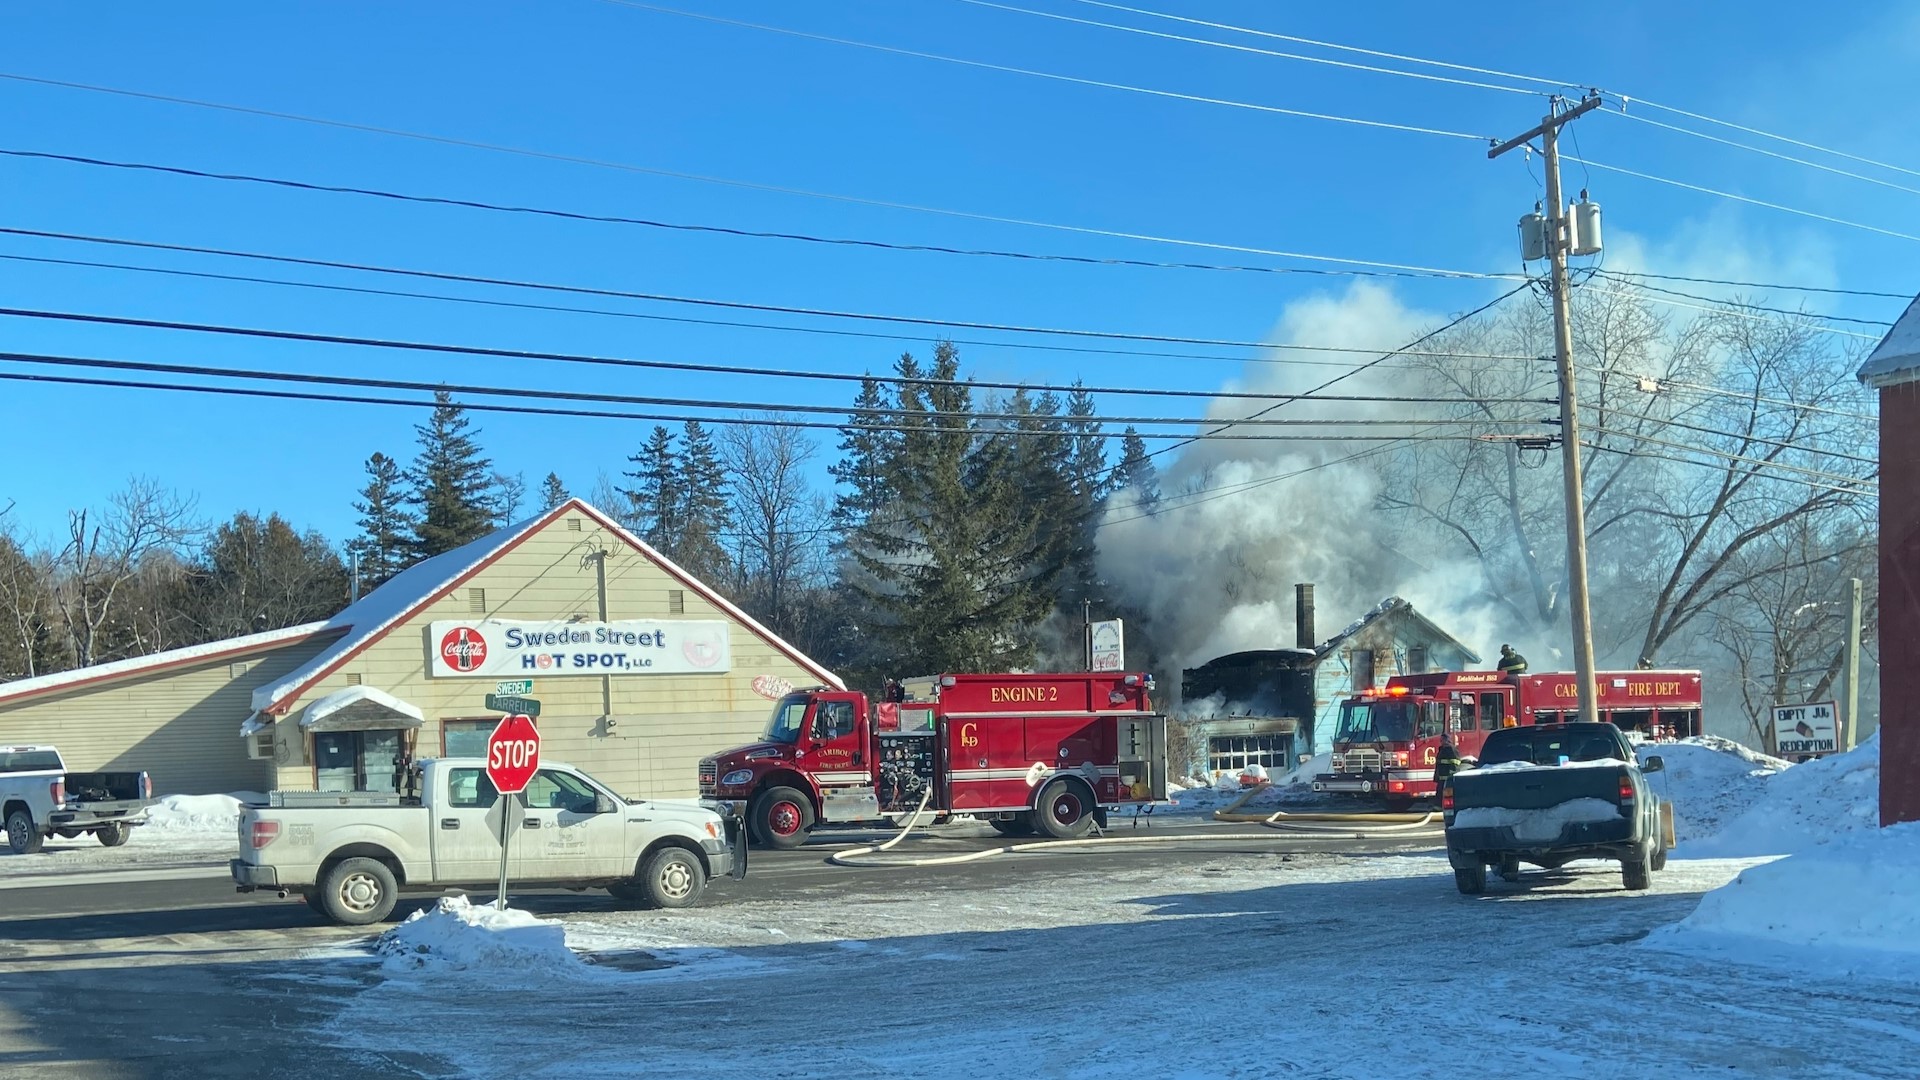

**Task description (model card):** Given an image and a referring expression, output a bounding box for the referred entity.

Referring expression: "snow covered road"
[318,851,1919,1079]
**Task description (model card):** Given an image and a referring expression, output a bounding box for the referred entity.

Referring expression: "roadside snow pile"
[375,896,582,976]
[1165,754,1330,814]
[1452,798,1621,842]
[1684,733,1879,858]
[1651,821,1920,974]
[1635,739,1786,845]
[142,792,262,832]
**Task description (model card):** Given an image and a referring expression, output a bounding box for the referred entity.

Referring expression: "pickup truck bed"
[2,746,155,853]
[1443,723,1671,895]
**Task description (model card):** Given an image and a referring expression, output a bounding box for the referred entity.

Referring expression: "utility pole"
[1491,93,1604,724]
[1844,576,1864,750]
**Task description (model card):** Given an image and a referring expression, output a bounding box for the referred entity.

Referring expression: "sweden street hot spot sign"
[427,619,732,678]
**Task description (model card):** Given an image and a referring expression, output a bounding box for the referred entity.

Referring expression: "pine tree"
[829,375,898,533]
[1059,382,1107,608]
[675,420,732,580]
[539,473,570,512]
[1111,426,1160,514]
[349,452,414,585]
[621,426,680,553]
[406,392,498,558]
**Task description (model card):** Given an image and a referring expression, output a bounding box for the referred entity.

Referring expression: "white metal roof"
[0,622,332,708]
[1858,294,1920,387]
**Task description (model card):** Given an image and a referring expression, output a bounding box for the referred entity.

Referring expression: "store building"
[0,499,842,798]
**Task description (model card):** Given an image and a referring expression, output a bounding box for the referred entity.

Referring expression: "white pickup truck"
[2,744,155,854]
[231,757,745,925]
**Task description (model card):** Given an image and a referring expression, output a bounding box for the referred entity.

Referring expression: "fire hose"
[1208,782,1441,833]
[827,782,1442,868]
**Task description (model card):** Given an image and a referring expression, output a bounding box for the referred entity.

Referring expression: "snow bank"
[1652,821,1920,975]
[1635,738,1786,845]
[1471,757,1632,773]
[375,896,582,975]
[1452,798,1621,842]
[1684,733,1879,858]
[142,792,262,833]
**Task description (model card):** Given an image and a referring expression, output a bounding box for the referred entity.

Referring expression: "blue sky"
[0,0,1913,544]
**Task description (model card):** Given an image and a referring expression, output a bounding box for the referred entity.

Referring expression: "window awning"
[300,686,426,733]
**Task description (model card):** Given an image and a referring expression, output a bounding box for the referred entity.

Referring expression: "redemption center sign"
[1771,700,1838,757]
[429,619,732,678]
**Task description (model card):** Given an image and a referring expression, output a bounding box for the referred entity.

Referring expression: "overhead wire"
[1581,441,1876,499]
[596,1,1495,142]
[1603,109,1920,199]
[1594,269,1911,301]
[0,302,1564,410]
[1568,155,1920,246]
[1588,270,1895,328]
[0,147,1522,285]
[1593,369,1880,424]
[0,227,1538,361]
[1587,427,1878,490]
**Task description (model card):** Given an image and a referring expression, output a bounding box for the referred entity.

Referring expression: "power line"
[0,72,1510,278]
[0,354,1503,443]
[1605,110,1920,199]
[1589,270,1895,328]
[1599,370,1880,423]
[1623,98,1920,184]
[597,1,1495,142]
[0,227,1538,361]
[1596,269,1911,301]
[1587,426,1878,490]
[1574,280,1885,341]
[1581,441,1876,499]
[0,147,1520,285]
[0,303,1562,410]
[1592,412,1879,468]
[1570,155,1920,246]
[953,0,1541,97]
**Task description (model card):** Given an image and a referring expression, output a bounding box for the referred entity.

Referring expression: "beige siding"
[273,518,827,798]
[0,636,338,796]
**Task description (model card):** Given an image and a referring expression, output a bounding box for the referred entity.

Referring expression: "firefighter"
[1434,737,1466,790]
[1498,644,1529,676]
[883,678,906,704]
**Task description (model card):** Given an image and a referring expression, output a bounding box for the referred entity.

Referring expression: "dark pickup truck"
[1442,723,1673,895]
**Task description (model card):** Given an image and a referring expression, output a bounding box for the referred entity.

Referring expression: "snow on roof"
[1858,294,1920,387]
[298,684,426,730]
[0,621,334,708]
[252,498,844,715]
[1315,596,1482,665]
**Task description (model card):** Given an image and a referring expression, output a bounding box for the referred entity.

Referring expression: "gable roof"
[0,622,339,709]
[1858,294,1920,387]
[1316,596,1482,665]
[252,498,843,715]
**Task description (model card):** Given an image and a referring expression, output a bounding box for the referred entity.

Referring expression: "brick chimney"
[1295,583,1316,651]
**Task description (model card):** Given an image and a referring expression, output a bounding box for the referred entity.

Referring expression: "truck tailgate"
[1450,764,1625,812]
[63,771,147,802]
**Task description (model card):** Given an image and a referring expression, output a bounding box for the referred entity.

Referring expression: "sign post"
[484,714,540,910]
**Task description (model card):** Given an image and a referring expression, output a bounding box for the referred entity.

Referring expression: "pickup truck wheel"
[318,857,399,925]
[1497,855,1521,883]
[95,822,132,847]
[1650,845,1668,872]
[1035,779,1096,840]
[302,890,328,915]
[751,787,813,850]
[1622,846,1653,891]
[1454,865,1487,895]
[638,847,706,909]
[6,810,43,855]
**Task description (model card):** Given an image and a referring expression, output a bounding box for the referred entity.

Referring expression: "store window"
[442,719,497,758]
[314,729,407,793]
[1207,734,1293,773]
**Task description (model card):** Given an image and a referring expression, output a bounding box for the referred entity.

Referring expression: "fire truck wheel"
[1035,779,1096,839]
[1385,797,1415,813]
[1454,865,1486,895]
[989,815,1036,837]
[751,786,814,850]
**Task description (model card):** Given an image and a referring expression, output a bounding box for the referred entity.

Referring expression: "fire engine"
[1314,668,1705,808]
[699,672,1169,849]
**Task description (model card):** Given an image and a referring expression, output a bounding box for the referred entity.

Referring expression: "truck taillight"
[49,778,64,806]
[1618,773,1635,803]
[141,773,152,800]
[1440,785,1454,811]
[250,821,281,849]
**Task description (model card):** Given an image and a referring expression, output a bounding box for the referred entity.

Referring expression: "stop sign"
[485,714,540,795]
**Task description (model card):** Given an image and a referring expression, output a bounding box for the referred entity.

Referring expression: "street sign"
[484,694,542,717]
[494,679,534,696]
[485,713,540,912]
[1771,701,1838,758]
[483,793,526,846]
[485,714,541,795]
[1088,619,1125,672]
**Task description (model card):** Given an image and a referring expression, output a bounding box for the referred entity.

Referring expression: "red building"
[1858,297,1920,827]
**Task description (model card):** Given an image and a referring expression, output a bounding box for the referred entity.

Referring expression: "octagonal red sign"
[485,714,540,795]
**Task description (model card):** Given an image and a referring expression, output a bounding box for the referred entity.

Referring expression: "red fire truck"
[1313,668,1704,808]
[698,672,1169,849]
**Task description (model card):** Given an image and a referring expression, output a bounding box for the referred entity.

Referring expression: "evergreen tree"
[850,342,1058,672]
[184,512,349,638]
[1111,426,1160,514]
[349,452,414,586]
[829,375,899,533]
[621,426,680,553]
[675,420,732,581]
[406,392,497,558]
[1059,382,1107,610]
[539,472,570,512]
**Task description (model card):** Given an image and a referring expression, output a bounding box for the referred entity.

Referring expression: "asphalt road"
[0,820,1441,1079]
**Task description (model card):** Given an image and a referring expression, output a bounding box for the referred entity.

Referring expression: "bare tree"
[0,517,60,678]
[721,419,830,636]
[47,478,199,667]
